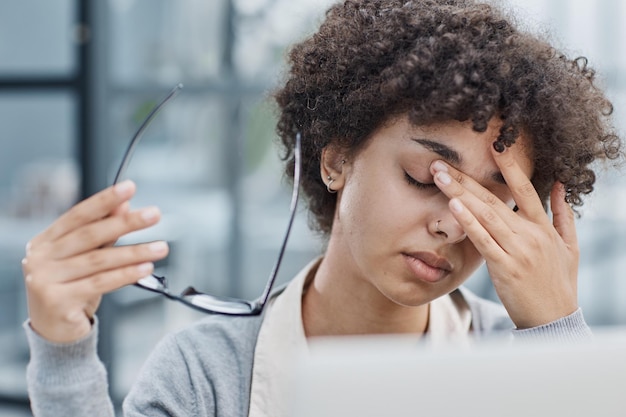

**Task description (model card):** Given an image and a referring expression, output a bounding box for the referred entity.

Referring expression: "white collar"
[248,258,472,417]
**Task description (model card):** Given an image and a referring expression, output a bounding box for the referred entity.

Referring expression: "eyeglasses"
[113,84,302,315]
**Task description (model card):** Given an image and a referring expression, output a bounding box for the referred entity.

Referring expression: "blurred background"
[0,0,624,415]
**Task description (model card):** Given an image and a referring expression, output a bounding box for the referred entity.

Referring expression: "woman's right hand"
[22,180,169,344]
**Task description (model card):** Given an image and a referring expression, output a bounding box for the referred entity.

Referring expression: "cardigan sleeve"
[24,318,115,417]
[24,317,208,417]
[511,308,593,342]
[25,311,265,417]
[457,287,593,342]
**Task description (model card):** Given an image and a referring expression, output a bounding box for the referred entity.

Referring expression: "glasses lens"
[136,274,168,292]
[180,287,259,315]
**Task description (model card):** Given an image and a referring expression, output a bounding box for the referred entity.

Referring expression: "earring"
[326,175,337,193]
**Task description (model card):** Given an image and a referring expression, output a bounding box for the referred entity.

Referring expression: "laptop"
[289,328,626,417]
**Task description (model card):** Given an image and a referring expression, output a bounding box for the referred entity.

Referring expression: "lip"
[408,251,453,271]
[402,251,452,283]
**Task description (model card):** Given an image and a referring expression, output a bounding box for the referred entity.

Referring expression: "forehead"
[389,117,534,181]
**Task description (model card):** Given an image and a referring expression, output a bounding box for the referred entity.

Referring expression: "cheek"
[339,175,383,234]
[339,169,409,240]
[454,242,484,279]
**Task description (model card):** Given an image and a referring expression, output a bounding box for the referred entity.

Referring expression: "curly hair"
[274,0,622,235]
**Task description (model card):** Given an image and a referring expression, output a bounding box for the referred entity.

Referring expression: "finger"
[434,170,518,250]
[102,201,132,248]
[31,181,136,247]
[448,198,507,261]
[46,241,169,283]
[44,206,161,260]
[491,145,546,221]
[431,160,516,223]
[550,182,578,248]
[71,262,156,299]
[431,160,515,213]
[111,200,131,217]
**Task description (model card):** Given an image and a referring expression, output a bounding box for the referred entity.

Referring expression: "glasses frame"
[113,84,302,315]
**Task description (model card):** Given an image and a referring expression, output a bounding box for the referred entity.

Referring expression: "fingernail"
[450,199,463,213]
[141,207,160,221]
[137,262,154,274]
[493,141,506,153]
[115,180,134,196]
[436,171,451,185]
[148,241,168,253]
[432,160,448,173]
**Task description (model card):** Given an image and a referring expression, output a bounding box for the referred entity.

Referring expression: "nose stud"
[435,220,448,238]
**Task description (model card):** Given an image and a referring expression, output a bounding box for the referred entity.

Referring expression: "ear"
[320,145,347,193]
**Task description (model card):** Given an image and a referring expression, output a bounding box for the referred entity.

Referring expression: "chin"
[380,281,448,308]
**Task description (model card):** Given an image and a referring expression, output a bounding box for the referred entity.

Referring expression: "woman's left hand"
[431,145,579,329]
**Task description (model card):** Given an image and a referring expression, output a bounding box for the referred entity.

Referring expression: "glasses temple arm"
[113,83,183,185]
[256,132,302,306]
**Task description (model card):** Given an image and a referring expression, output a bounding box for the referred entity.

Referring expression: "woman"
[23,0,621,416]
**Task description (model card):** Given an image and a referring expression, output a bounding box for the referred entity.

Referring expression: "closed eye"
[404,172,437,190]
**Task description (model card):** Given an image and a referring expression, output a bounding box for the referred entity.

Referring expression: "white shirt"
[248,258,472,417]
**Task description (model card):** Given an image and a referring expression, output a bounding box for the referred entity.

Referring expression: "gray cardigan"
[24,287,592,417]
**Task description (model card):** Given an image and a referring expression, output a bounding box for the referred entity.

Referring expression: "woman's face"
[330,115,533,308]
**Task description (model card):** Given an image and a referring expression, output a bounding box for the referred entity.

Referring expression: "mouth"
[402,251,452,283]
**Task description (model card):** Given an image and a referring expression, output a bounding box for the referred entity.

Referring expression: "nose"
[430,212,467,244]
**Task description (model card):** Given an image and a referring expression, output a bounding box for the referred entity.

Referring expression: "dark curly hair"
[274,0,622,235]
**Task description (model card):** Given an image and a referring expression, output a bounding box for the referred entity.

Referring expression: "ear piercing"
[326,175,337,193]
[326,159,345,193]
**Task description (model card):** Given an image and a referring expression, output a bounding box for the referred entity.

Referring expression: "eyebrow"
[412,138,507,185]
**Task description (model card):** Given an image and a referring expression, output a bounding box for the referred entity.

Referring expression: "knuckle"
[483,192,499,207]
[95,187,120,208]
[518,250,533,266]
[90,265,137,293]
[477,234,493,249]
[518,182,536,198]
[25,242,43,260]
[135,243,153,258]
[90,272,110,292]
[481,208,498,224]
[128,212,147,228]
[21,261,31,276]
[24,272,46,293]
[85,250,109,270]
[23,272,37,288]
[449,183,465,198]
[22,253,47,282]
[116,211,144,232]
[501,156,517,169]
[67,205,93,225]
[75,226,99,246]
